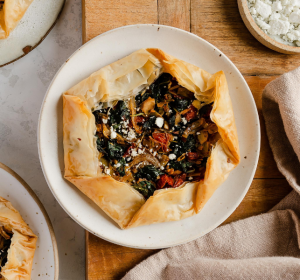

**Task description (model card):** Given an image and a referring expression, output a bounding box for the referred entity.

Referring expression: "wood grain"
[191,0,300,75]
[86,233,158,280]
[86,179,292,280]
[82,0,295,279]
[82,0,157,43]
[246,76,283,179]
[158,0,190,31]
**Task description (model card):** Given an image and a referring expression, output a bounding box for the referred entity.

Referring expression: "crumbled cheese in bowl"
[247,0,300,46]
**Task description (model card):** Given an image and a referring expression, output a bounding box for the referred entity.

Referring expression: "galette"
[63,48,240,229]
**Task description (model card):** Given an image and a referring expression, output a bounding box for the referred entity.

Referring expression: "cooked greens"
[169,135,196,158]
[109,101,130,124]
[133,181,156,199]
[135,165,163,182]
[107,141,125,160]
[93,73,220,199]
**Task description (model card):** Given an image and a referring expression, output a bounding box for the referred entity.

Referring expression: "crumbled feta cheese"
[250,7,257,14]
[150,149,153,152]
[155,117,164,128]
[255,0,272,18]
[102,118,107,124]
[169,154,176,160]
[269,19,290,34]
[248,0,300,46]
[138,149,143,154]
[160,166,164,170]
[105,168,110,175]
[127,128,136,140]
[270,12,281,20]
[286,31,297,40]
[272,1,282,11]
[292,29,300,38]
[126,157,131,162]
[173,136,178,139]
[289,11,300,23]
[115,163,121,168]
[281,0,289,5]
[284,5,294,15]
[182,117,187,125]
[291,0,300,7]
[256,18,271,29]
[110,127,117,139]
[131,149,138,157]
[153,151,157,156]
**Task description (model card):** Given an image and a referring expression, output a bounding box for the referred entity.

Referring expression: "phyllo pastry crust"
[0,197,37,280]
[63,48,240,229]
[0,0,34,39]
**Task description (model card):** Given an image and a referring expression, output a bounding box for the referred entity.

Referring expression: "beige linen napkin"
[122,67,300,280]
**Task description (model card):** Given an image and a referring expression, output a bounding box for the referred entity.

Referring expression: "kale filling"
[133,181,156,199]
[93,72,219,199]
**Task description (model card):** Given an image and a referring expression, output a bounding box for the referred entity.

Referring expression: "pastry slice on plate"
[0,0,34,39]
[0,197,37,280]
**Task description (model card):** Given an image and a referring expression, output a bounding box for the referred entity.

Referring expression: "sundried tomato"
[173,173,187,188]
[184,105,198,122]
[152,132,168,144]
[123,143,136,158]
[157,174,174,189]
[135,116,146,125]
[186,152,200,161]
[152,132,172,152]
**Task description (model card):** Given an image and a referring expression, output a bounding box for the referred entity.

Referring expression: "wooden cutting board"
[83,1,300,279]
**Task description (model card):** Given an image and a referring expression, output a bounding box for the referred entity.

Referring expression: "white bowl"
[38,24,260,249]
[0,0,65,67]
[238,0,300,54]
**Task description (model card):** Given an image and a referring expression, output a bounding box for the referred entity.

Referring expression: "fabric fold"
[122,67,300,280]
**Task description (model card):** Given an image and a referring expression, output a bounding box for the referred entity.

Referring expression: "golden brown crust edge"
[0,197,37,280]
[65,176,145,229]
[62,48,240,229]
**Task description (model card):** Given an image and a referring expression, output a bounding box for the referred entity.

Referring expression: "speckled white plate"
[0,0,65,67]
[0,163,59,279]
[38,24,260,249]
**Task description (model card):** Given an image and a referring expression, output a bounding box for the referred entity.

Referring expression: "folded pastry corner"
[62,48,240,229]
[0,197,37,280]
[0,0,35,39]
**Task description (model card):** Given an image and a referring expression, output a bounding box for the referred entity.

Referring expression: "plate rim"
[0,0,66,68]
[0,162,59,280]
[38,23,261,249]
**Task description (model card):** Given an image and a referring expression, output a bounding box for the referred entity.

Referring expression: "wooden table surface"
[82,1,299,279]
